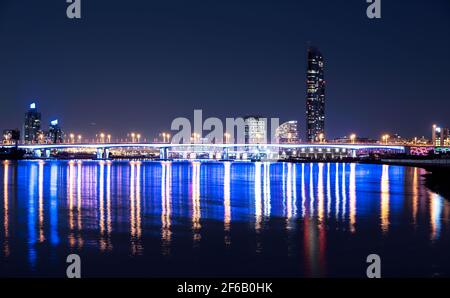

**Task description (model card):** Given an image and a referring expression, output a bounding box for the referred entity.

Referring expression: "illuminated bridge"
[1,143,406,160]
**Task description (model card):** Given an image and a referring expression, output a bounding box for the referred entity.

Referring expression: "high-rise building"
[2,129,20,145]
[275,121,299,144]
[23,102,41,143]
[244,116,266,144]
[306,47,325,142]
[48,119,64,144]
[432,124,450,146]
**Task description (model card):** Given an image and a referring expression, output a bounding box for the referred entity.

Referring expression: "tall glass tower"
[23,103,41,143]
[306,47,325,142]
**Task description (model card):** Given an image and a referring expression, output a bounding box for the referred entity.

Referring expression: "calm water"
[0,160,449,277]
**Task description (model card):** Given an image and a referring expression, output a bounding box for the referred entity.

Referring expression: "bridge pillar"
[34,149,42,158]
[104,148,110,159]
[222,147,229,160]
[97,148,104,159]
[44,149,51,158]
[160,147,169,160]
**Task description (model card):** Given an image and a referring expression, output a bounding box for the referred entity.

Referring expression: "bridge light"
[350,134,356,144]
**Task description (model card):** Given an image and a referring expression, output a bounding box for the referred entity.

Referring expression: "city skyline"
[2,100,447,144]
[1,0,450,139]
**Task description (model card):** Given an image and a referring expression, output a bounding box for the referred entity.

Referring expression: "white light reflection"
[349,163,356,233]
[317,163,324,224]
[335,163,340,220]
[192,161,201,244]
[38,161,45,243]
[161,161,172,254]
[430,193,443,241]
[263,162,271,218]
[224,162,231,245]
[381,164,390,234]
[341,163,346,220]
[3,161,10,257]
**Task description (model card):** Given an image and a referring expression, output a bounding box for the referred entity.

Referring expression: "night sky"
[0,0,449,140]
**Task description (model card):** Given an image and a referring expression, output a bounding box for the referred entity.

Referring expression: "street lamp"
[78,135,82,143]
[107,134,111,143]
[382,134,390,145]
[350,134,356,144]
[224,133,230,144]
[100,133,105,143]
[166,133,170,143]
[137,134,141,143]
[70,133,75,144]
[162,132,166,143]
[131,133,135,143]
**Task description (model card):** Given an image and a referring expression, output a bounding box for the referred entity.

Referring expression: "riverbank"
[373,158,450,199]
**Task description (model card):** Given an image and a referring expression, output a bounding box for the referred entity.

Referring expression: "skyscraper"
[306,47,325,142]
[23,103,41,143]
[244,116,267,144]
[48,119,64,144]
[275,121,299,144]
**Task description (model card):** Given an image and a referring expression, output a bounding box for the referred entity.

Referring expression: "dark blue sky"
[0,0,449,140]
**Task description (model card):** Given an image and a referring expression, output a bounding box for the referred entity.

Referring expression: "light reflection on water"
[0,160,449,277]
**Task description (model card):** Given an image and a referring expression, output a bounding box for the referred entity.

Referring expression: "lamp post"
[350,134,356,144]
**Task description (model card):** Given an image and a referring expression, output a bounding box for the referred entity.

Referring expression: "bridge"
[1,143,406,160]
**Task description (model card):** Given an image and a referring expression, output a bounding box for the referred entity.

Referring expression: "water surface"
[0,160,449,277]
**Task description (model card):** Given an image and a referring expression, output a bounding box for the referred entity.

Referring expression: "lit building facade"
[2,129,20,145]
[432,125,450,146]
[306,47,325,142]
[23,103,41,143]
[48,119,64,144]
[244,116,266,144]
[275,121,299,144]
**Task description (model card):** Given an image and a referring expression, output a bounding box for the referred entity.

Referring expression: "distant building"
[48,119,64,144]
[306,46,325,143]
[275,121,299,144]
[331,136,377,144]
[23,102,41,143]
[432,125,450,146]
[244,116,266,144]
[2,129,20,145]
